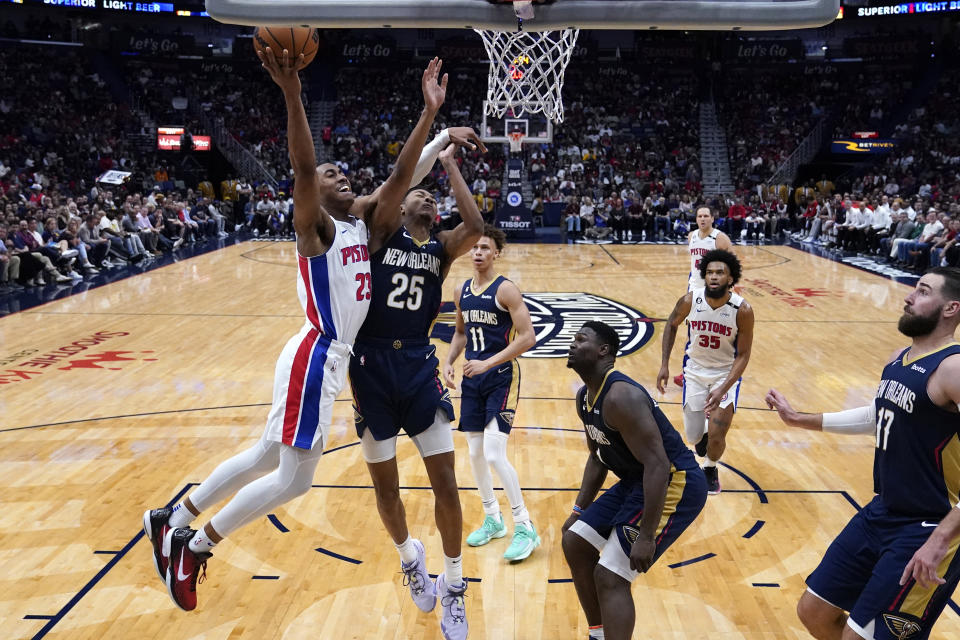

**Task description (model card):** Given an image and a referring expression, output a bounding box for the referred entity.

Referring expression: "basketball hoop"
[474,25,579,124]
[508,131,525,153]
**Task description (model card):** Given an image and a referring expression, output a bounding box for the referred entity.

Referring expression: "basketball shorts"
[806,496,960,640]
[569,467,707,582]
[459,359,520,434]
[349,339,455,441]
[682,364,741,412]
[264,323,353,451]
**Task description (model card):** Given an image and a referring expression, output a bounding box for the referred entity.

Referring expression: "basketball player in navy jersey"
[443,225,539,562]
[348,142,484,640]
[658,249,754,495]
[766,267,960,640]
[563,321,707,640]
[141,51,452,611]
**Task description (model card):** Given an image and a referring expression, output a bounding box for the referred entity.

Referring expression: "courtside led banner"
[831,139,897,154]
[852,2,960,17]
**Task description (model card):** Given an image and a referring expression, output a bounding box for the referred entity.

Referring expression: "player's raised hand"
[901,534,948,588]
[257,46,303,93]
[656,364,670,394]
[448,127,487,153]
[422,57,448,114]
[438,143,458,165]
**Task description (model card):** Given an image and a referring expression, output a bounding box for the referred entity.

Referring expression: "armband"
[821,404,876,434]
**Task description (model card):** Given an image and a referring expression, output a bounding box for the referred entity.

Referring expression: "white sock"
[168,502,195,529]
[703,458,718,468]
[395,536,418,565]
[589,625,605,639]
[443,554,463,588]
[511,503,531,528]
[483,499,501,518]
[188,529,217,553]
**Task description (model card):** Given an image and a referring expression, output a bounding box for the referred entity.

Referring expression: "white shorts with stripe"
[264,323,353,451]
[682,363,741,412]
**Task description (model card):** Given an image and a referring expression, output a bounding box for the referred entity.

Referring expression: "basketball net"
[508,131,525,153]
[474,25,579,124]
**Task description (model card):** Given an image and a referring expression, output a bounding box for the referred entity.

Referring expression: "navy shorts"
[349,340,455,441]
[574,466,706,576]
[806,496,960,639]
[458,359,520,434]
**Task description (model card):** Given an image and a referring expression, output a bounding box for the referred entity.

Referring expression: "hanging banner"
[495,159,533,238]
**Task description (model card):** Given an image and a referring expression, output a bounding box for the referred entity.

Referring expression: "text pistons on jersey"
[340,244,370,266]
[688,320,733,336]
[466,309,499,325]
[382,247,440,276]
[690,247,710,258]
[876,378,916,413]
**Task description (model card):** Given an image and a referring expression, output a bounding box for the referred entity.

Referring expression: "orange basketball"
[252,26,319,68]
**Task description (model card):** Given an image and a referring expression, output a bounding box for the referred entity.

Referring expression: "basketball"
[252,26,319,68]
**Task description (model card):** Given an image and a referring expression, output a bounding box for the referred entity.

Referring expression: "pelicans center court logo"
[430,293,654,358]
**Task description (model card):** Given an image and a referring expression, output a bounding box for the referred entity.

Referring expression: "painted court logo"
[430,293,653,358]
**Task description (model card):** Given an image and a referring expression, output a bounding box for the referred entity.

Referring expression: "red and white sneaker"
[164,527,212,612]
[142,507,172,582]
[673,374,685,387]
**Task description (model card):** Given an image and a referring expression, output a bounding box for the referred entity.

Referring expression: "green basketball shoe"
[465,514,507,547]
[503,522,540,562]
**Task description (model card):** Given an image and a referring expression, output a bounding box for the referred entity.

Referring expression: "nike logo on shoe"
[177,549,191,581]
[921,521,939,527]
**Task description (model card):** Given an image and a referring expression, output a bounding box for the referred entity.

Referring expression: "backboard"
[481,101,552,145]
[205,0,841,31]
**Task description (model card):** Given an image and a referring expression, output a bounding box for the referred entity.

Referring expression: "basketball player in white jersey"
[141,50,451,611]
[687,206,732,292]
[676,206,732,388]
[657,249,754,495]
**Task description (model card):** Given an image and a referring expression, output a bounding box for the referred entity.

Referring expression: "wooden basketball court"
[2,241,953,639]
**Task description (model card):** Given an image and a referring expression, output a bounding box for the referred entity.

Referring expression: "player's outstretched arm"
[463,281,535,377]
[436,144,484,277]
[705,301,754,413]
[604,384,670,573]
[657,292,692,393]
[258,47,335,254]
[764,389,825,430]
[363,57,447,251]
[443,281,468,390]
[409,127,487,189]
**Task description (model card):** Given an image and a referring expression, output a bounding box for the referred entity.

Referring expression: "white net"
[474,27,580,124]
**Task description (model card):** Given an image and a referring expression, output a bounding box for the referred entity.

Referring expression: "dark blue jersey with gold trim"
[576,370,699,482]
[357,226,444,342]
[459,275,514,361]
[874,343,960,518]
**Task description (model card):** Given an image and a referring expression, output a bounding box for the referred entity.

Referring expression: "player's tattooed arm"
[604,383,670,573]
[657,292,693,393]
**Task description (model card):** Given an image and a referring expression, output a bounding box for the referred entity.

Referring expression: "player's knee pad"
[482,430,510,467]
[412,410,455,459]
[683,407,707,443]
